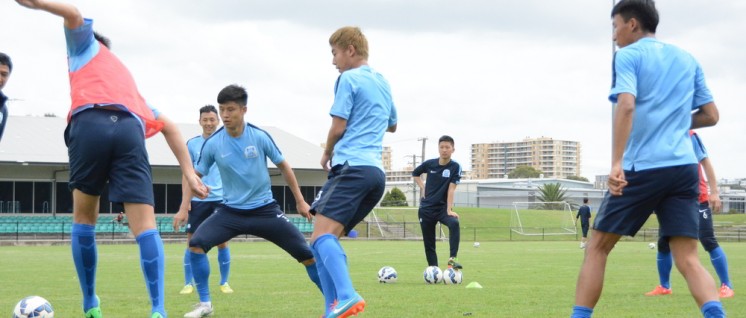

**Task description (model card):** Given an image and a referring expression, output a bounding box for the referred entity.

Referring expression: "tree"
[537,183,569,210]
[508,165,543,179]
[381,187,408,207]
[566,175,589,182]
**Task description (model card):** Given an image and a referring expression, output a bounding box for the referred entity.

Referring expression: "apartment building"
[471,137,581,179]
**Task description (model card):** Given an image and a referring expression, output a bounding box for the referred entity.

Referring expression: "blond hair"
[329,26,369,59]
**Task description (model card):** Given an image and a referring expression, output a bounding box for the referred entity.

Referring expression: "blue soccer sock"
[311,247,337,316]
[701,301,726,318]
[136,229,166,316]
[72,223,99,311]
[656,251,672,289]
[313,234,356,301]
[183,248,193,286]
[708,247,732,288]
[570,305,593,318]
[189,251,211,302]
[217,247,231,285]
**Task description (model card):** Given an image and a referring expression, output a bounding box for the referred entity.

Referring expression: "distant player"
[645,131,734,298]
[412,135,463,270]
[174,105,233,295]
[175,84,322,318]
[571,1,723,317]
[0,52,12,143]
[14,1,207,317]
[310,26,398,318]
[575,198,591,249]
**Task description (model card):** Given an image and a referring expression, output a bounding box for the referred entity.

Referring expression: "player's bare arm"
[320,116,347,171]
[691,102,719,129]
[276,160,312,221]
[16,0,83,29]
[446,183,459,218]
[413,175,425,199]
[387,123,397,133]
[609,93,634,196]
[159,114,208,199]
[700,157,722,212]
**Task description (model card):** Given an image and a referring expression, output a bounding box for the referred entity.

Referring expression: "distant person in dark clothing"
[576,198,591,249]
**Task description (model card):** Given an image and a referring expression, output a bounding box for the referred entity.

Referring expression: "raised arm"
[16,0,84,29]
[276,160,312,221]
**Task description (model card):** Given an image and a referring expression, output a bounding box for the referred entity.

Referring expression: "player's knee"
[188,237,209,254]
[700,237,719,252]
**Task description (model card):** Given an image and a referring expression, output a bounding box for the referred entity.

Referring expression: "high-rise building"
[471,137,581,179]
[382,146,392,172]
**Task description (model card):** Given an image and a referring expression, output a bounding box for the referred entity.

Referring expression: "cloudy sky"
[1,0,744,180]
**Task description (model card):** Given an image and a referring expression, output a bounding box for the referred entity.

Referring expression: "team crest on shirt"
[244,146,258,158]
[442,169,450,178]
[110,115,118,122]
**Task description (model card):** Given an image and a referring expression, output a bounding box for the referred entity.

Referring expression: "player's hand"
[447,209,459,218]
[607,163,628,196]
[187,173,209,199]
[296,201,312,222]
[320,152,332,172]
[709,193,722,213]
[15,0,44,9]
[173,207,189,232]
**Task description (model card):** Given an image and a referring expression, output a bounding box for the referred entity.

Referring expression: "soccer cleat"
[644,285,672,296]
[327,294,365,318]
[719,284,734,298]
[447,257,463,270]
[580,242,586,249]
[184,303,213,318]
[219,283,234,294]
[84,295,102,318]
[180,284,195,294]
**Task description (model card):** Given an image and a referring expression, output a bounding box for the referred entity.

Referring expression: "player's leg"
[657,164,723,316]
[181,232,194,294]
[212,201,233,293]
[71,190,102,318]
[123,203,166,317]
[573,229,621,316]
[419,209,439,266]
[581,223,589,247]
[698,203,733,297]
[438,213,462,269]
[645,235,673,295]
[186,206,242,317]
[310,164,384,318]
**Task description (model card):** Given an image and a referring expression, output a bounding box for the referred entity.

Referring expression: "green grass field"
[1,240,744,317]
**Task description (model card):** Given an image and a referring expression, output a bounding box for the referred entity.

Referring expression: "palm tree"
[537,183,569,210]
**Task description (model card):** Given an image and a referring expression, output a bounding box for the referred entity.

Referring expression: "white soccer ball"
[377,266,398,283]
[473,242,480,248]
[423,266,443,284]
[13,296,54,318]
[648,243,656,249]
[442,268,463,285]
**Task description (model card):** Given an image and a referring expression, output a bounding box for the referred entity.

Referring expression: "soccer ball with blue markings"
[13,296,54,318]
[377,266,398,283]
[423,266,443,284]
[442,268,463,285]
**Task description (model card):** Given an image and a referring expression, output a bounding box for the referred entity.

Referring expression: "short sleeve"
[691,133,708,162]
[451,163,462,184]
[388,102,398,127]
[196,138,216,176]
[412,161,427,177]
[692,63,714,109]
[330,74,354,120]
[608,49,639,103]
[262,131,285,165]
[65,19,99,72]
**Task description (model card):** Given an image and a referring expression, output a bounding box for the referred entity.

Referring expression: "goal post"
[510,201,576,236]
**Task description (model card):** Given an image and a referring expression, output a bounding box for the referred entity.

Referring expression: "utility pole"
[409,154,419,207]
[418,137,428,163]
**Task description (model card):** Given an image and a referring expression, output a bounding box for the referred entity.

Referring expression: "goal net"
[510,201,576,236]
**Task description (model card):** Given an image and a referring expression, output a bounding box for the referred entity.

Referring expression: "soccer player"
[174,105,233,295]
[310,26,398,318]
[14,1,207,317]
[175,84,322,318]
[645,131,734,298]
[571,1,723,317]
[575,198,591,249]
[0,52,12,143]
[412,135,463,270]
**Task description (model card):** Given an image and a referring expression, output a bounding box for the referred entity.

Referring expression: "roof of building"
[0,115,323,169]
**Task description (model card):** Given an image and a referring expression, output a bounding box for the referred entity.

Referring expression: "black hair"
[611,0,659,33]
[199,105,218,115]
[438,135,455,146]
[0,52,12,73]
[583,198,589,204]
[217,84,248,106]
[93,31,111,49]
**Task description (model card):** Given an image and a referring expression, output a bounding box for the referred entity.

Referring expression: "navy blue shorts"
[189,202,313,262]
[310,162,385,234]
[594,164,699,238]
[186,200,220,234]
[65,108,154,205]
[658,202,719,253]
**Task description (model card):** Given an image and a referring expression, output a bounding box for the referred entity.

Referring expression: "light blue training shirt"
[609,37,713,171]
[187,135,223,202]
